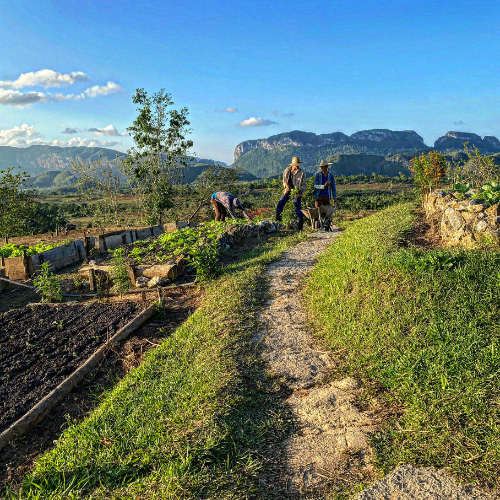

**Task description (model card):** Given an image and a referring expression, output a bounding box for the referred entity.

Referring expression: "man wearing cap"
[313,159,338,207]
[275,156,307,230]
[211,192,252,221]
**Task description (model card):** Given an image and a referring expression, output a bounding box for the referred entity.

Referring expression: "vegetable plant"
[33,262,63,303]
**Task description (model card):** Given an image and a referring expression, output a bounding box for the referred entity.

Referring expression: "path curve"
[255,229,497,499]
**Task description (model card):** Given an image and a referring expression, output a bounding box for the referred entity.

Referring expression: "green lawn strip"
[7,232,305,500]
[305,202,500,488]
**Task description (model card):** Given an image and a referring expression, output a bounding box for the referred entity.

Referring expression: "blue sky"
[1,0,499,164]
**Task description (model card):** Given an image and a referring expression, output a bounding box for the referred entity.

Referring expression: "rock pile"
[424,190,500,245]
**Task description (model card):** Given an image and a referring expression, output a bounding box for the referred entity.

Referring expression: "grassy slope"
[7,232,305,500]
[306,203,500,487]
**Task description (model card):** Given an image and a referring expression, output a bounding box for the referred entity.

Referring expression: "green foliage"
[33,262,62,303]
[395,248,462,271]
[408,150,448,195]
[186,238,220,281]
[0,167,38,237]
[124,88,193,225]
[472,182,500,206]
[0,241,62,258]
[451,144,500,192]
[110,247,131,295]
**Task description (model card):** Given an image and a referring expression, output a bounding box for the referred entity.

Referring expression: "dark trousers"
[211,198,227,221]
[315,195,330,208]
[276,194,303,219]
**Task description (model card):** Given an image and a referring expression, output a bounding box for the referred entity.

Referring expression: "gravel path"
[255,229,497,499]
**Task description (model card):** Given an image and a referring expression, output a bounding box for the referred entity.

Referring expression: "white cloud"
[0,89,48,107]
[54,93,76,101]
[0,124,121,148]
[83,81,123,98]
[238,117,278,127]
[61,127,78,134]
[49,137,121,148]
[0,70,89,89]
[216,107,238,113]
[88,124,127,136]
[0,124,42,146]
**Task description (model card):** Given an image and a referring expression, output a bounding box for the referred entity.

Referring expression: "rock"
[444,208,465,230]
[475,220,489,233]
[147,276,170,287]
[135,276,149,288]
[333,377,360,391]
[485,204,500,217]
[467,203,486,213]
[142,263,179,279]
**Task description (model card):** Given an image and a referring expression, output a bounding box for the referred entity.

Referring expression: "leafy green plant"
[110,247,131,295]
[186,237,220,281]
[33,262,62,303]
[451,144,500,192]
[472,182,500,206]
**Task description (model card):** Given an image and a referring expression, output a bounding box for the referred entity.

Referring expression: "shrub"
[33,262,62,303]
[110,248,131,295]
[409,151,448,196]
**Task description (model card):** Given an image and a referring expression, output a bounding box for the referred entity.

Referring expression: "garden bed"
[0,302,140,434]
[0,286,201,490]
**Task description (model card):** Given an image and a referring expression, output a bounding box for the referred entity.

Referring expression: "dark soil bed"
[0,302,140,434]
[0,286,201,491]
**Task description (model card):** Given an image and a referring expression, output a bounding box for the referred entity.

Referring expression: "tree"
[70,154,126,227]
[0,167,38,237]
[125,88,193,225]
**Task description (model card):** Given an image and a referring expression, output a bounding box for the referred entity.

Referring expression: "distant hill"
[232,129,500,179]
[0,145,232,186]
[434,131,500,153]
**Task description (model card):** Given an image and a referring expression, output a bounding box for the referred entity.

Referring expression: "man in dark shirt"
[211,192,252,221]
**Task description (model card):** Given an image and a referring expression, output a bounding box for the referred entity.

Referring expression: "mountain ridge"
[232,129,500,179]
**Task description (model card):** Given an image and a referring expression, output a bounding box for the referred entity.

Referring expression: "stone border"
[424,190,500,245]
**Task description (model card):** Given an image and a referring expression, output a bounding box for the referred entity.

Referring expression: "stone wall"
[424,191,500,246]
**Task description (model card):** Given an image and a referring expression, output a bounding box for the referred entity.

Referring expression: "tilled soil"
[0,286,201,490]
[0,302,139,434]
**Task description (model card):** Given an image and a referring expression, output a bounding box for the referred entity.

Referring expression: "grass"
[6,231,306,499]
[305,202,500,488]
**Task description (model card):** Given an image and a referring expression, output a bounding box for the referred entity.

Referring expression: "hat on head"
[289,156,304,166]
[316,159,333,168]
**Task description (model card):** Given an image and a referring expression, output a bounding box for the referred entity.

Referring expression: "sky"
[0,0,499,164]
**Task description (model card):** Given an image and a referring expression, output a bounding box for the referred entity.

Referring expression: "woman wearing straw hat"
[275,156,307,230]
[313,159,338,207]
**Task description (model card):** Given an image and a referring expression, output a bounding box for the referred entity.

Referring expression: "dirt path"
[255,229,497,499]
[254,230,377,496]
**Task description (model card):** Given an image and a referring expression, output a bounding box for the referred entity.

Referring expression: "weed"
[33,262,62,303]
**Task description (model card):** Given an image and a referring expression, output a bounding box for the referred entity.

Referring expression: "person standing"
[275,156,307,230]
[313,159,338,207]
[211,192,252,221]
